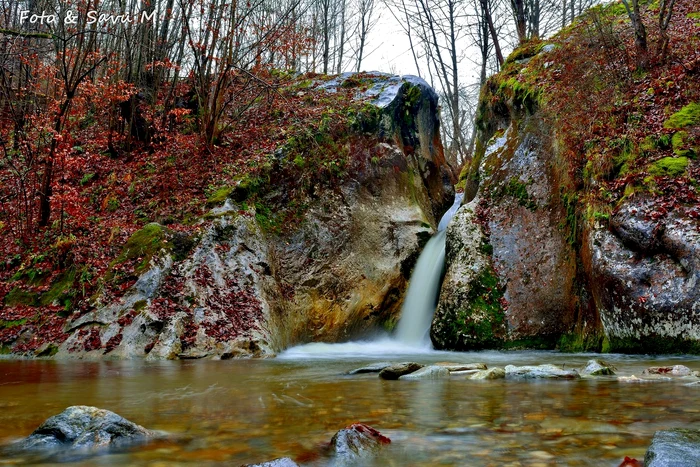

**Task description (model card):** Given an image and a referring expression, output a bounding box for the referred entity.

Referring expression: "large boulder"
[587,198,700,353]
[50,73,453,360]
[644,429,700,467]
[17,406,154,451]
[329,423,391,465]
[432,116,578,350]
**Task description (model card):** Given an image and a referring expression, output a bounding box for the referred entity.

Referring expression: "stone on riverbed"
[17,406,154,451]
[468,367,506,380]
[505,364,580,379]
[580,359,616,376]
[642,365,692,376]
[378,362,424,380]
[644,429,700,467]
[347,362,394,375]
[329,423,390,465]
[245,458,299,467]
[435,362,488,371]
[398,365,450,380]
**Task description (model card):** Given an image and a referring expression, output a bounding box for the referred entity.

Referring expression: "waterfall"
[278,193,464,359]
[394,193,464,347]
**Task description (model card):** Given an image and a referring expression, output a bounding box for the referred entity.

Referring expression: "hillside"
[0,73,453,358]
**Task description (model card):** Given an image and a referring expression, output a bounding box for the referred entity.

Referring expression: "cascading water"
[279,193,464,358]
[393,193,463,347]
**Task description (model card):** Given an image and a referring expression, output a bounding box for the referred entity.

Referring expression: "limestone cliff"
[4,73,452,359]
[433,1,700,353]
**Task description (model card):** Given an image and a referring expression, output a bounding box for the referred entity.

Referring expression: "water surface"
[1,351,699,466]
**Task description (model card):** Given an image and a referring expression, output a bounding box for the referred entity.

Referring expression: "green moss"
[206,186,234,206]
[254,202,281,233]
[4,288,38,306]
[446,267,507,349]
[664,102,700,129]
[505,39,544,64]
[0,318,27,328]
[648,156,689,177]
[107,223,170,283]
[39,268,77,308]
[558,331,605,352]
[561,191,579,245]
[36,344,59,357]
[671,131,697,158]
[504,177,537,210]
[133,299,147,311]
[603,335,700,354]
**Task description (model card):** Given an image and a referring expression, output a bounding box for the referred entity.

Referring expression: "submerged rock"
[17,406,154,451]
[379,362,424,380]
[435,362,488,371]
[505,364,579,379]
[580,359,616,376]
[398,365,450,380]
[644,429,700,467]
[347,362,394,375]
[468,368,506,380]
[329,423,390,465]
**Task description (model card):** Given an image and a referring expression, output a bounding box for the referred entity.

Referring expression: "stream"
[1,351,699,465]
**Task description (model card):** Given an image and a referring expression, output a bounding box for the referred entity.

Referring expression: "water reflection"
[0,353,699,466]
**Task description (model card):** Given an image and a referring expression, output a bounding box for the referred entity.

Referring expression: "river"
[1,350,699,465]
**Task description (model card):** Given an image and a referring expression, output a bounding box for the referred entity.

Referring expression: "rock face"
[432,115,577,350]
[17,406,154,451]
[432,36,700,354]
[644,429,700,467]
[588,199,700,353]
[49,74,452,360]
[329,423,391,465]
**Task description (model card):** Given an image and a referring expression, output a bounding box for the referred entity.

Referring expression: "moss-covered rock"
[648,156,689,177]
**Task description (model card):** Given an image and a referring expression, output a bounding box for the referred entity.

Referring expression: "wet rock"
[588,202,700,354]
[580,359,616,376]
[618,375,662,383]
[17,406,154,451]
[347,362,394,375]
[398,365,450,380]
[644,429,700,467]
[469,367,506,380]
[432,119,578,351]
[329,423,390,465]
[245,458,299,467]
[379,362,424,380]
[505,364,580,379]
[642,365,692,376]
[435,362,488,371]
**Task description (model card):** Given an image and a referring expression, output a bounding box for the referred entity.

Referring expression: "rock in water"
[642,365,692,376]
[644,429,700,467]
[18,406,154,451]
[398,366,450,380]
[329,423,390,465]
[347,362,394,375]
[469,368,506,380]
[580,359,616,376]
[505,364,580,379]
[378,362,424,380]
[245,458,299,467]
